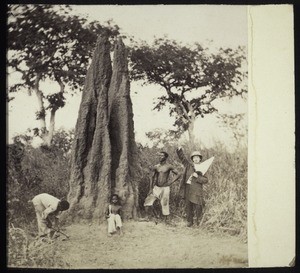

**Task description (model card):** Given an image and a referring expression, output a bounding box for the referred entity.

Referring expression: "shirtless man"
[144,151,180,222]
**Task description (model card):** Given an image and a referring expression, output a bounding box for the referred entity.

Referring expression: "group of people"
[31,147,209,239]
[143,147,208,227]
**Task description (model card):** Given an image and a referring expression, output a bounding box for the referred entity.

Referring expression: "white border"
[248,5,295,267]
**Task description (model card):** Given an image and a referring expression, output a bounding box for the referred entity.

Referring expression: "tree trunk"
[65,34,139,223]
[188,118,196,149]
[33,73,47,135]
[43,109,56,146]
[33,73,58,146]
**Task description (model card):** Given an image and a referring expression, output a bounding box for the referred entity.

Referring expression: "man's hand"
[46,219,52,228]
[192,172,198,178]
[53,216,60,230]
[193,171,203,178]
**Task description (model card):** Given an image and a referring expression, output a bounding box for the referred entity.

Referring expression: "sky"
[7,5,248,149]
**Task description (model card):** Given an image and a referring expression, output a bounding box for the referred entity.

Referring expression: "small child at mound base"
[105,194,123,236]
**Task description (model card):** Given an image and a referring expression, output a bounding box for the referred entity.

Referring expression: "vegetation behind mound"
[7,130,247,267]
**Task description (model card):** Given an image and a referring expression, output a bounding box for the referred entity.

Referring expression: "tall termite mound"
[66,33,138,222]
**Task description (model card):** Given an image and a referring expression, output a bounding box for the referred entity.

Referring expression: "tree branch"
[55,75,65,93]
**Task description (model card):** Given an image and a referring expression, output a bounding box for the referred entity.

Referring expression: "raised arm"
[176,147,190,166]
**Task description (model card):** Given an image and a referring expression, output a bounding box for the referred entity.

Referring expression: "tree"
[216,113,247,149]
[7,4,119,146]
[129,37,247,146]
[51,128,75,155]
[145,128,180,148]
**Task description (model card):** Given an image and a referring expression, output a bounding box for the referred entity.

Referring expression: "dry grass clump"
[201,144,247,240]
[7,225,69,268]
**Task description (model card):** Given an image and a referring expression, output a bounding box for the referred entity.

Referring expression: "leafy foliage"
[130,38,247,141]
[7,4,119,96]
[51,128,75,154]
[216,113,247,149]
[7,130,72,230]
[46,92,66,111]
[145,128,181,148]
[7,4,120,144]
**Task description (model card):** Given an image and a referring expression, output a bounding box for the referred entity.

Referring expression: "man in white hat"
[176,147,208,227]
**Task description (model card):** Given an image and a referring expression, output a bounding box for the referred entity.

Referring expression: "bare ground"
[55,219,248,269]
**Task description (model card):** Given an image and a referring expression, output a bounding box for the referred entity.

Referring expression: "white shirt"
[32,193,60,219]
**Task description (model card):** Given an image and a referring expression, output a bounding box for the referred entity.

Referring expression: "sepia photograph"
[6,4,294,269]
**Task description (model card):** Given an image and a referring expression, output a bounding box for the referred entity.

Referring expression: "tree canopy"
[129,37,247,145]
[7,4,120,145]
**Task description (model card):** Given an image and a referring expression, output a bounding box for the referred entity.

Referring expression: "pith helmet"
[191,151,202,160]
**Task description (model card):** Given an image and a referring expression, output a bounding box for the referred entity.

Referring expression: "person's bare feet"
[117,227,123,236]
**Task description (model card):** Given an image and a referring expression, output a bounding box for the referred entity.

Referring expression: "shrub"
[7,225,69,268]
[7,135,71,231]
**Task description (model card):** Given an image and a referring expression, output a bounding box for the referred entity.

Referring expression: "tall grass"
[201,142,247,239]
[8,225,69,268]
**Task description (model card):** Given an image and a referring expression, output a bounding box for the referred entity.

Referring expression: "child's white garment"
[107,205,122,234]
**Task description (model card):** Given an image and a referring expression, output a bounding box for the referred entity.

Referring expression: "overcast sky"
[7,5,248,149]
[71,5,247,47]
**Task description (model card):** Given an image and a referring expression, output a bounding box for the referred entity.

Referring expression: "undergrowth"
[7,135,247,267]
[8,225,70,268]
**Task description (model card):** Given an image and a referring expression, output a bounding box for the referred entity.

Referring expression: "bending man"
[31,193,70,238]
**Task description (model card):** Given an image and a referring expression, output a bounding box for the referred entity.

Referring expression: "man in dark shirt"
[176,147,208,227]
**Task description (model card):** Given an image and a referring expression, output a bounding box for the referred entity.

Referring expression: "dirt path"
[56,220,247,269]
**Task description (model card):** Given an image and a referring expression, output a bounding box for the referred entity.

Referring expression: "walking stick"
[50,227,70,239]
